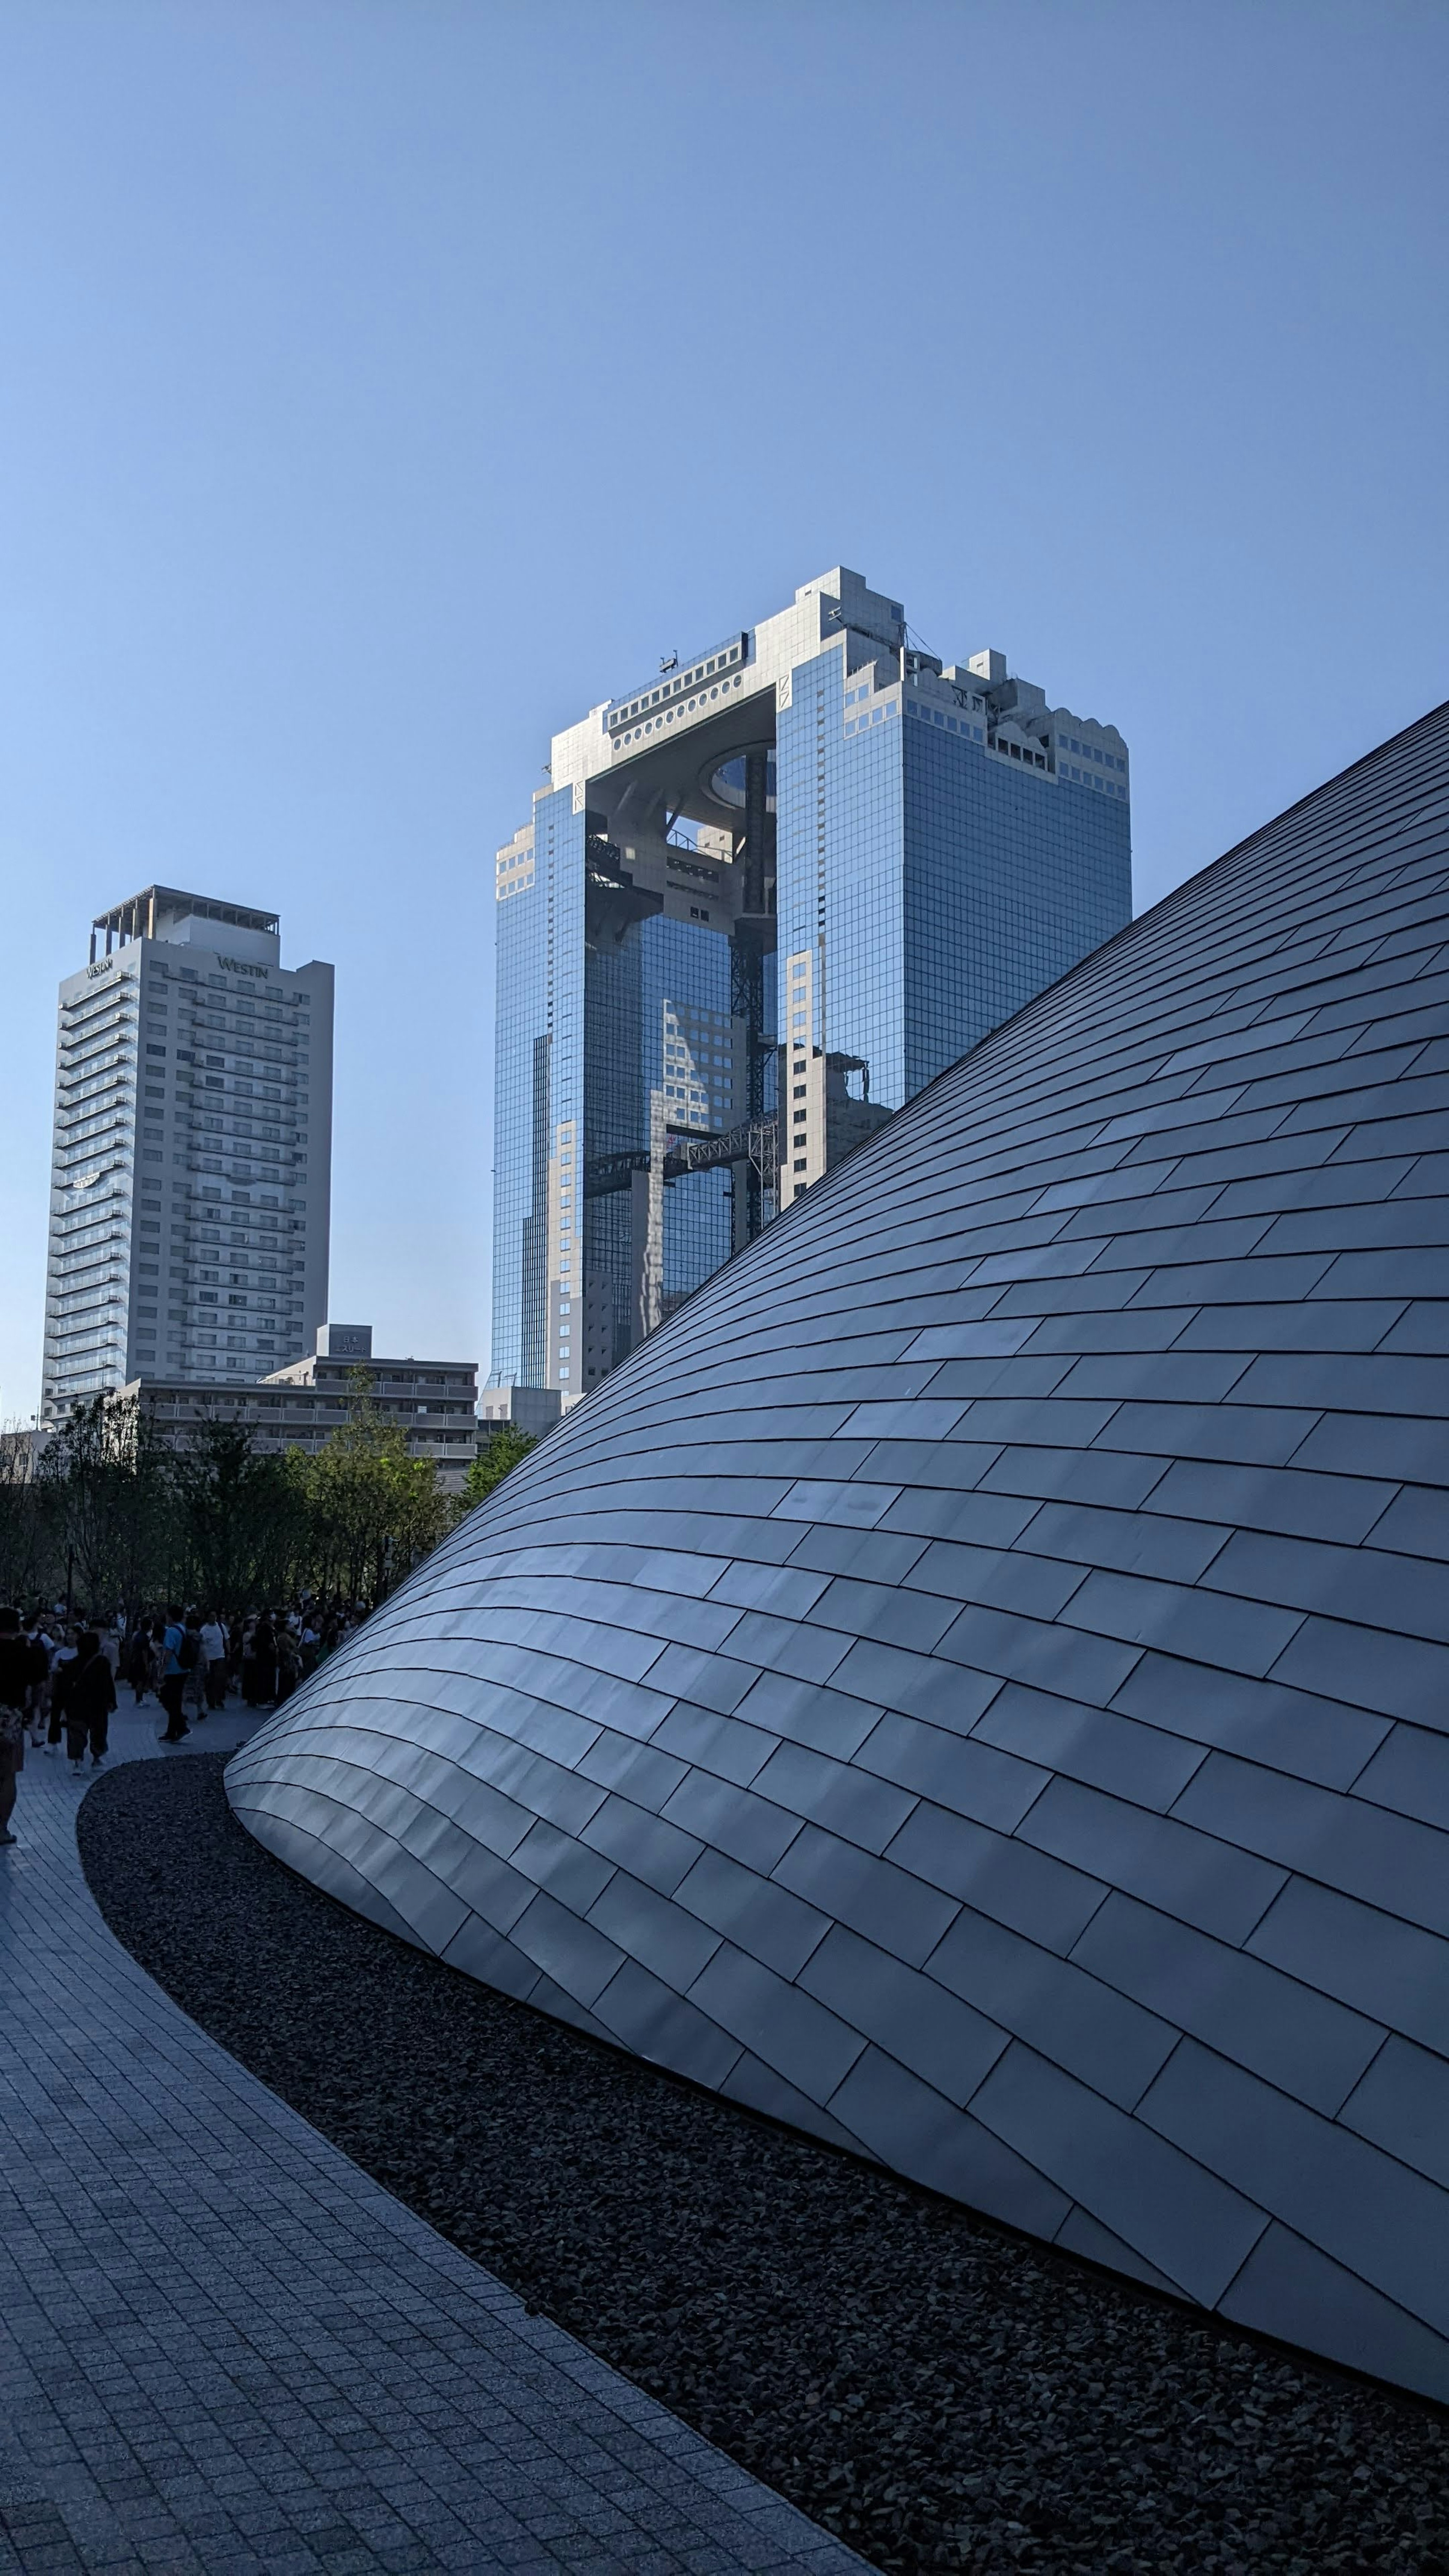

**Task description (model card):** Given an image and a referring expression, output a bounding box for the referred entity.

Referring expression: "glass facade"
[494,824,763,1397]
[901,692,1131,1096]
[491,568,1132,1402]
[490,793,584,1393]
[777,648,906,1104]
[634,916,735,1314]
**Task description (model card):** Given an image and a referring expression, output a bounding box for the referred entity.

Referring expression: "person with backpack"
[62,1632,116,1774]
[0,1607,32,1846]
[157,1605,189,1742]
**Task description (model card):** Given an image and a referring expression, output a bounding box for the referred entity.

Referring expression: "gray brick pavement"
[0,1703,866,2576]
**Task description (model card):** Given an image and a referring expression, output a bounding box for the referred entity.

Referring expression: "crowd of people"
[0,1598,368,1847]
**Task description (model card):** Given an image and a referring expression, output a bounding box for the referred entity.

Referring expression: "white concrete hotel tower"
[42,887,334,1418]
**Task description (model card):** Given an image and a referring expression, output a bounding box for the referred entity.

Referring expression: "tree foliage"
[38,1394,173,1611]
[0,1369,537,1618]
[0,1427,54,1607]
[168,1418,305,1619]
[294,1368,451,1603]
[461,1424,535,1511]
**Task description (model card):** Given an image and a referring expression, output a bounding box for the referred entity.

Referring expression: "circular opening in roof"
[710,752,776,813]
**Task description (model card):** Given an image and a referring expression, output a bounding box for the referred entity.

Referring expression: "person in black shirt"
[60,1633,117,1773]
[0,1606,32,1845]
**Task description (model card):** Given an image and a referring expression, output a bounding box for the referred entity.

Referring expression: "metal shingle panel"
[968,2044,1268,2305]
[1071,1893,1384,2115]
[229,699,1449,2402]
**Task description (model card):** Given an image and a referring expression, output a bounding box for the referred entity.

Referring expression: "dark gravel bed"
[79,1755,1449,2576]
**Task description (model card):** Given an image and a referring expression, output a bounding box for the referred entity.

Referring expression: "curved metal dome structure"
[230,703,1449,2401]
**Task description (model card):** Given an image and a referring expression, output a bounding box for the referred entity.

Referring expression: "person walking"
[243,1614,278,1708]
[157,1606,188,1742]
[47,1626,79,1754]
[125,1619,155,1704]
[0,1607,32,1846]
[200,1612,228,1710]
[23,1617,51,1750]
[62,1632,116,1773]
[274,1624,301,1706]
[180,1613,208,1727]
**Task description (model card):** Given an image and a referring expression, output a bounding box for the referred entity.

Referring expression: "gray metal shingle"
[229,700,1449,2405]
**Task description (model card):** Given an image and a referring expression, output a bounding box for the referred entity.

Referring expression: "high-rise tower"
[42,887,334,1418]
[490,567,1132,1406]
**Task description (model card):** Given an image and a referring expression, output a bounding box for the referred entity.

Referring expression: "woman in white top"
[200,1615,228,1710]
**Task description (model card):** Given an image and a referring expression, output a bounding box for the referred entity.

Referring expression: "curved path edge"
[0,1707,868,2576]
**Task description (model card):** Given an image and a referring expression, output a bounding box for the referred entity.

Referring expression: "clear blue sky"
[2,0,1445,1419]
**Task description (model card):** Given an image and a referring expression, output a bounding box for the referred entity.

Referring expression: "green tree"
[300,1367,450,1604]
[169,1416,307,1620]
[10,1372,477,1629]
[40,1393,172,1617]
[0,1426,59,1607]
[461,1424,535,1512]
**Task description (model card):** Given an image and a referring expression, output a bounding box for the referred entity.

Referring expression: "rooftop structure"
[90,887,281,961]
[477,1384,565,1439]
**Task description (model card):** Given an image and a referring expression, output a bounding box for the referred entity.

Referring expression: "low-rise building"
[477,1384,563,1439]
[124,1324,480,1494]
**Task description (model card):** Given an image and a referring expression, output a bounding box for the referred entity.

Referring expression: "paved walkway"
[0,1701,865,2576]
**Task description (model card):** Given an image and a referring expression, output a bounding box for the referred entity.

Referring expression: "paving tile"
[0,1708,863,2576]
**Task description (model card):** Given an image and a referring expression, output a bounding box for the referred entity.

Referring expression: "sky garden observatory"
[490,568,1132,1407]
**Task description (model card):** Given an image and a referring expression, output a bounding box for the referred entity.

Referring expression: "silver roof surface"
[230,700,1449,2401]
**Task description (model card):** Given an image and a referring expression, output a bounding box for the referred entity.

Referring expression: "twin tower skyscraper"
[489,566,1132,1408]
